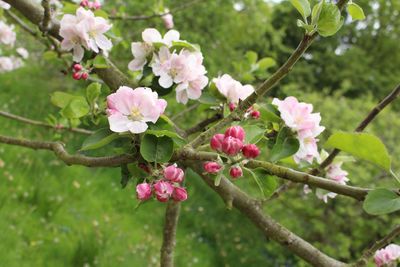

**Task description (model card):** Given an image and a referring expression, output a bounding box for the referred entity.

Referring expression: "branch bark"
[160,201,181,267]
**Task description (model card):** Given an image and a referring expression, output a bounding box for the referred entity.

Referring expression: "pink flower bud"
[210,133,225,151]
[81,72,89,80]
[73,63,82,72]
[222,136,244,156]
[136,183,152,201]
[154,180,174,202]
[224,126,245,142]
[251,110,260,119]
[229,102,236,112]
[203,161,222,174]
[172,187,188,202]
[229,166,243,179]
[164,164,185,183]
[138,163,150,174]
[93,0,101,9]
[242,144,260,158]
[72,72,82,80]
[80,0,89,7]
[162,13,174,29]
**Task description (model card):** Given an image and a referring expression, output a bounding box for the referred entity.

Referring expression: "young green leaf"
[269,127,300,162]
[86,82,102,104]
[324,132,391,171]
[257,57,276,70]
[60,97,90,119]
[290,0,311,20]
[347,3,366,21]
[51,92,77,108]
[242,125,265,144]
[81,128,121,151]
[363,188,400,215]
[245,51,258,64]
[313,2,344,37]
[243,167,265,197]
[93,56,109,69]
[140,134,174,163]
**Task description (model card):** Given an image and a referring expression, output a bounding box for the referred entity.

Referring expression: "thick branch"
[0,110,93,135]
[160,201,181,267]
[353,225,400,267]
[0,135,134,167]
[5,0,136,91]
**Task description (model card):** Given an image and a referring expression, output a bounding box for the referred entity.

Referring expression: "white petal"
[73,45,84,62]
[95,34,112,51]
[142,28,162,43]
[163,30,180,46]
[159,75,173,88]
[128,58,146,71]
[127,121,148,134]
[108,113,130,133]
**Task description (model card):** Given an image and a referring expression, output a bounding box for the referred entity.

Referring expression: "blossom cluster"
[106,86,167,134]
[60,7,113,62]
[374,244,400,267]
[80,0,101,10]
[213,74,254,106]
[128,28,208,104]
[136,164,188,202]
[204,126,261,179]
[272,96,325,164]
[71,63,89,80]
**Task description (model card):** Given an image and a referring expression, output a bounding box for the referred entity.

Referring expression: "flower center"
[129,107,143,121]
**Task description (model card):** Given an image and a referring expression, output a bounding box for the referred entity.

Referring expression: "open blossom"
[374,244,400,267]
[0,21,16,46]
[213,74,254,104]
[0,1,10,10]
[106,86,167,134]
[151,47,208,104]
[272,96,325,164]
[60,7,112,62]
[128,28,180,71]
[154,180,174,202]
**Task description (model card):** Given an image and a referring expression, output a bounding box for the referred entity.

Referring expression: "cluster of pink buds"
[228,103,260,119]
[80,0,101,10]
[72,63,89,80]
[204,126,261,179]
[136,164,188,203]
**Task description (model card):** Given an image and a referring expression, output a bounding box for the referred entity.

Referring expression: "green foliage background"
[0,0,399,266]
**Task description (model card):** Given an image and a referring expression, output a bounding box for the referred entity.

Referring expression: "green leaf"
[81,128,121,151]
[60,97,90,119]
[43,51,58,61]
[257,57,276,70]
[347,3,365,21]
[93,56,109,69]
[324,132,391,171]
[140,134,174,163]
[170,41,199,52]
[51,92,76,108]
[314,2,344,37]
[86,82,102,104]
[245,51,258,64]
[244,167,265,196]
[146,129,183,140]
[259,104,282,123]
[242,125,265,144]
[62,2,77,14]
[94,9,109,19]
[270,127,300,162]
[363,188,400,215]
[290,0,311,20]
[120,164,131,189]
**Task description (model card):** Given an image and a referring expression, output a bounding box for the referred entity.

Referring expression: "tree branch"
[160,201,181,267]
[40,0,51,33]
[0,134,135,167]
[0,110,93,135]
[353,225,400,267]
[4,0,136,91]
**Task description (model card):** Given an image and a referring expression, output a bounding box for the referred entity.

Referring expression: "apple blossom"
[172,187,188,202]
[210,134,225,152]
[162,12,174,29]
[164,164,185,183]
[315,161,350,203]
[0,57,14,73]
[224,126,245,142]
[229,166,243,179]
[154,180,174,202]
[213,74,254,104]
[106,86,167,134]
[242,144,260,159]
[222,136,244,156]
[203,162,222,174]
[374,244,400,267]
[136,183,152,200]
[128,28,180,71]
[0,1,10,9]
[0,21,16,47]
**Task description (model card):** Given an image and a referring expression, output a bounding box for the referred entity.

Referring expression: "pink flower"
[0,1,10,9]
[242,144,260,159]
[250,110,260,119]
[136,183,152,201]
[210,134,225,152]
[128,29,180,71]
[154,180,174,202]
[164,164,185,183]
[326,162,349,184]
[374,244,400,267]
[60,7,112,62]
[213,74,254,104]
[106,86,167,134]
[203,162,222,174]
[162,12,174,29]
[222,136,244,156]
[293,134,320,164]
[224,126,245,142]
[172,187,188,202]
[0,21,16,46]
[229,166,243,179]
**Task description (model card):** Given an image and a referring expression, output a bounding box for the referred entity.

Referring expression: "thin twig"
[185,112,223,136]
[160,201,181,267]
[109,0,202,20]
[353,225,400,267]
[0,110,93,135]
